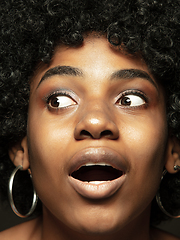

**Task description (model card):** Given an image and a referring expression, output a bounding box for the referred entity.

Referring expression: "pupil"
[122,97,131,106]
[51,97,59,107]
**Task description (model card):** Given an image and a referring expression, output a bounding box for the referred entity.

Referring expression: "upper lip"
[69,147,128,177]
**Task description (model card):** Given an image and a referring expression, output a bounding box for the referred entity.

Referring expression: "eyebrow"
[36,66,83,89]
[36,65,157,89]
[110,69,157,88]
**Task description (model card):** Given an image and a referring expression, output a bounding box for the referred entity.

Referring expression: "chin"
[70,214,120,236]
[78,225,118,236]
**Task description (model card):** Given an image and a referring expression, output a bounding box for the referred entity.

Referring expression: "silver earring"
[156,169,180,218]
[8,165,38,218]
[174,165,180,171]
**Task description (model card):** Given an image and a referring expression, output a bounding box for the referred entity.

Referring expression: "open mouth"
[69,148,127,199]
[71,163,123,182]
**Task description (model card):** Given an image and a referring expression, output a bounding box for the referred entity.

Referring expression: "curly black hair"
[1,0,180,225]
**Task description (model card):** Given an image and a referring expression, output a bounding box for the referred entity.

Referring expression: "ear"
[165,136,180,174]
[8,136,30,170]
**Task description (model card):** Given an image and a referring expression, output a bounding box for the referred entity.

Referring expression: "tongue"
[71,165,122,182]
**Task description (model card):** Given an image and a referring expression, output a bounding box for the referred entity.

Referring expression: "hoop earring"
[8,165,38,218]
[156,169,180,218]
[174,165,180,171]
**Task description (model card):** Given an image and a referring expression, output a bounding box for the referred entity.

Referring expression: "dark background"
[0,200,180,236]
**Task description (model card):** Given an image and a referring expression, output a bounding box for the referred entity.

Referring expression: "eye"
[118,94,146,107]
[47,94,76,109]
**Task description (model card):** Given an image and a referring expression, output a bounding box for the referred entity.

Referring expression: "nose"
[74,102,119,140]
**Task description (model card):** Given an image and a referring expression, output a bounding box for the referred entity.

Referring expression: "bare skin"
[2,35,180,240]
[0,217,180,240]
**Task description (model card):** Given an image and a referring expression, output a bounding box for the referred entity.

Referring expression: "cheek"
[122,106,167,162]
[126,123,166,160]
[27,118,75,216]
[26,112,74,190]
[126,122,167,171]
[122,113,168,196]
[28,124,71,168]
[114,115,168,218]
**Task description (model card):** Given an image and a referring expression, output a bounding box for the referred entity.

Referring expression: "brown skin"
[2,35,180,240]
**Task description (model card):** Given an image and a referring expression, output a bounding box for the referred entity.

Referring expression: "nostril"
[100,130,113,138]
[80,130,93,138]
[79,129,114,139]
[74,117,119,140]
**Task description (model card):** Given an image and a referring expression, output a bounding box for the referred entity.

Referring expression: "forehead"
[52,36,147,72]
[31,35,154,91]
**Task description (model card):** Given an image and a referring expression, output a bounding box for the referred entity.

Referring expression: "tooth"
[88,181,106,184]
[84,162,111,167]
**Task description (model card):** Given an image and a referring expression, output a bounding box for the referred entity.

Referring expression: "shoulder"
[0,217,41,240]
[151,227,180,240]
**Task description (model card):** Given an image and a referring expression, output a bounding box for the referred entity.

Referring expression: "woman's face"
[27,35,168,235]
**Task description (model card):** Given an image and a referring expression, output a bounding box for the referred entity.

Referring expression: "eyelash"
[44,90,76,110]
[43,89,148,112]
[116,89,148,108]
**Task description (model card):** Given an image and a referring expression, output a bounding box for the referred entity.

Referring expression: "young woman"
[0,0,180,239]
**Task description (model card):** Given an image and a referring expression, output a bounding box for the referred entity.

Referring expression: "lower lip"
[68,175,126,199]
